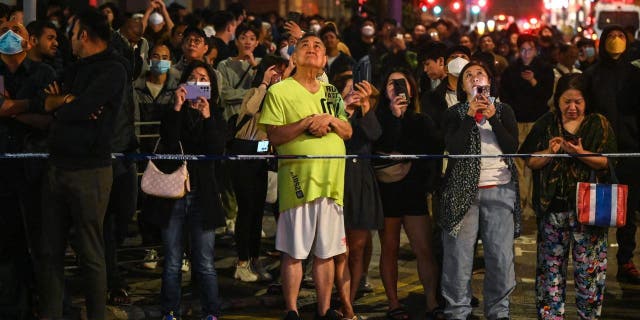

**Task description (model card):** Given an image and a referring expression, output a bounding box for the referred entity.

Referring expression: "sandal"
[386,307,410,320]
[108,287,132,306]
[425,306,445,320]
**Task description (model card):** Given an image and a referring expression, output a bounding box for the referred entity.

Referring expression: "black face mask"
[540,36,552,43]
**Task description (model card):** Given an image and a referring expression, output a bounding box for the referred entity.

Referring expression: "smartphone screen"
[0,75,4,95]
[392,79,408,98]
[257,140,269,152]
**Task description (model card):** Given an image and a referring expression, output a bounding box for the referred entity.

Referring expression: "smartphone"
[185,83,211,100]
[564,133,580,144]
[257,140,269,152]
[287,11,302,24]
[0,75,4,95]
[353,62,369,85]
[392,78,408,99]
[473,85,491,97]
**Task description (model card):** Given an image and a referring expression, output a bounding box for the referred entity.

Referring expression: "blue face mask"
[150,59,171,74]
[585,47,596,58]
[287,45,295,56]
[0,30,25,55]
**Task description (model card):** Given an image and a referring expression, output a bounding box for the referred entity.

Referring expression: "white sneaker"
[251,258,273,281]
[181,257,190,273]
[234,261,259,282]
[142,249,158,270]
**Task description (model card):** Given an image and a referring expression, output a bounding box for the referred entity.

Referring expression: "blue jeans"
[441,182,516,320]
[160,192,220,317]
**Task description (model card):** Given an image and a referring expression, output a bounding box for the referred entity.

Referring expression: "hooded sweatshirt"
[583,25,640,177]
[583,25,640,151]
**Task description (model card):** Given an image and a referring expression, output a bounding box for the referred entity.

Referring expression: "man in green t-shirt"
[259,34,353,320]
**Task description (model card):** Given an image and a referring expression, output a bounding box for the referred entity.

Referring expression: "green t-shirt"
[259,77,349,212]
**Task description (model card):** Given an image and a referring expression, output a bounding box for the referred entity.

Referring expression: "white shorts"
[276,197,347,259]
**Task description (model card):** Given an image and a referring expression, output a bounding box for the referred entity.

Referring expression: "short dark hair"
[446,45,471,59]
[419,41,447,63]
[182,26,206,42]
[553,73,586,114]
[212,10,235,33]
[318,23,339,40]
[234,23,258,39]
[517,34,537,48]
[576,38,595,49]
[227,3,245,20]
[171,22,188,36]
[558,43,577,55]
[26,20,58,39]
[0,3,10,20]
[74,8,111,43]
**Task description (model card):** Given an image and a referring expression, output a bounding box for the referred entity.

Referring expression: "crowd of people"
[1,1,640,320]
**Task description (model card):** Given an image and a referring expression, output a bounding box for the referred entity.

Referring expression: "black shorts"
[378,176,428,218]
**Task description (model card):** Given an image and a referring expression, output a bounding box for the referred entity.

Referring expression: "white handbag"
[141,140,191,199]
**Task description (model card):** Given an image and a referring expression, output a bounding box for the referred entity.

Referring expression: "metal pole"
[23,0,37,25]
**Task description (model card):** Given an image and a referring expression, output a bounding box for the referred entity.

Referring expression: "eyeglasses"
[184,37,204,45]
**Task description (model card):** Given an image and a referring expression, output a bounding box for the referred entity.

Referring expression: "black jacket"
[583,25,640,179]
[500,57,554,123]
[49,48,128,169]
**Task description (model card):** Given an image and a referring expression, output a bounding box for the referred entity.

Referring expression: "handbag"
[141,140,191,199]
[576,162,628,227]
[373,152,412,183]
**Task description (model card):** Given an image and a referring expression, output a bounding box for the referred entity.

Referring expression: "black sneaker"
[284,310,301,320]
[315,309,341,320]
[617,261,640,284]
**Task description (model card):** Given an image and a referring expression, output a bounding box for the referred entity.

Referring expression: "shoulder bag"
[576,161,627,227]
[141,140,191,199]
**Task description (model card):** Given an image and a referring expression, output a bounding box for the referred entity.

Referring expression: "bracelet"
[63,94,72,104]
[260,82,269,87]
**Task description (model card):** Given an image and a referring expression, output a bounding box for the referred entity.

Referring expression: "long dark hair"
[380,68,421,113]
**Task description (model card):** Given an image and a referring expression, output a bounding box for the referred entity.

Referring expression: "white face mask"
[310,23,321,34]
[447,57,469,77]
[361,25,375,37]
[203,25,215,38]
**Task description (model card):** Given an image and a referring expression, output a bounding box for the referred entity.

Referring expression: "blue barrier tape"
[2,152,640,161]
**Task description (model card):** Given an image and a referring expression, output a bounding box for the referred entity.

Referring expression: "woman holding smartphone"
[439,61,520,320]
[153,61,228,320]
[229,55,292,282]
[374,69,444,320]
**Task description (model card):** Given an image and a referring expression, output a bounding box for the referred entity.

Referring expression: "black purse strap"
[589,159,619,184]
[234,64,253,89]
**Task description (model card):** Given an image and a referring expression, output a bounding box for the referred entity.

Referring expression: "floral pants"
[536,211,608,320]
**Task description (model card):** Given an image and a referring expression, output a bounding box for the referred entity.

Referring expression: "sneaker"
[283,310,301,320]
[225,218,235,235]
[142,249,159,270]
[358,275,373,293]
[202,315,217,320]
[251,258,273,281]
[234,261,259,282]
[163,311,177,320]
[617,260,640,284]
[181,257,190,273]
[315,309,341,320]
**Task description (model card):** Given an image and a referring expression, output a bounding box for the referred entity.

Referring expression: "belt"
[478,184,497,189]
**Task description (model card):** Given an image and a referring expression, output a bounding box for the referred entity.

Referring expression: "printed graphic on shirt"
[259,78,348,212]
